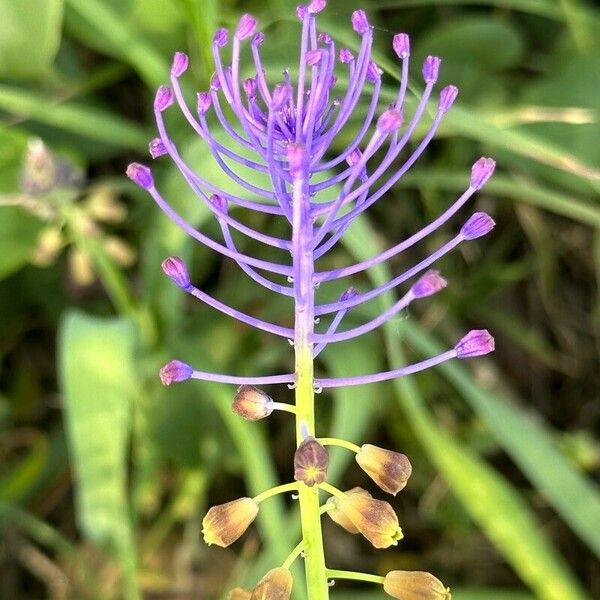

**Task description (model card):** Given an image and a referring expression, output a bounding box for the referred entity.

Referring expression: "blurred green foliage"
[0,0,599,599]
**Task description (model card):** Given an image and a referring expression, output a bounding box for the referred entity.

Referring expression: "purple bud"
[423,56,441,84]
[197,92,212,115]
[455,330,495,358]
[366,61,382,83]
[210,194,229,213]
[461,212,495,240]
[339,48,354,63]
[154,86,173,111]
[160,359,193,385]
[438,85,458,113]
[271,83,291,111]
[171,52,189,77]
[340,287,360,301]
[411,270,447,298]
[126,163,153,190]
[306,49,324,66]
[296,5,308,21]
[308,0,326,13]
[210,73,221,91]
[377,108,403,133]
[393,33,410,59]
[346,148,363,167]
[287,143,306,178]
[243,77,257,99]
[149,138,167,159]
[252,32,265,47]
[213,28,228,47]
[351,9,370,34]
[235,14,257,40]
[470,157,496,190]
[162,256,191,289]
[318,32,332,45]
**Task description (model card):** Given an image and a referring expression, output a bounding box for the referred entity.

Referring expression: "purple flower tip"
[171,52,189,77]
[210,73,221,91]
[287,143,306,177]
[213,28,228,47]
[455,329,495,358]
[235,14,257,40]
[296,5,308,21]
[470,157,496,190]
[393,33,410,59]
[252,31,265,47]
[411,270,447,298]
[377,108,403,133]
[271,83,291,111]
[162,256,191,289]
[438,85,458,113]
[346,148,363,167]
[243,77,257,98]
[149,138,167,159]
[340,287,360,301]
[351,9,370,34]
[126,163,153,190]
[210,194,229,213]
[318,32,332,45]
[423,55,441,84]
[154,86,173,112]
[461,212,496,240]
[306,49,324,66]
[160,359,193,385]
[366,61,382,83]
[197,92,212,115]
[339,48,354,63]
[308,0,326,13]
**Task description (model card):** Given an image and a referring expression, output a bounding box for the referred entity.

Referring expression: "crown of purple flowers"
[127,3,496,390]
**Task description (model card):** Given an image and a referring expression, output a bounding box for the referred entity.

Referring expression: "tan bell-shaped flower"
[232,385,274,421]
[228,588,252,600]
[356,444,412,495]
[383,571,451,600]
[330,487,403,548]
[294,437,329,487]
[251,567,293,600]
[327,487,372,534]
[202,497,259,547]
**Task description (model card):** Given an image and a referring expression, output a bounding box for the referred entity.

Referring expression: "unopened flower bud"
[149,138,167,159]
[154,86,173,111]
[252,32,265,47]
[339,48,354,63]
[233,385,274,421]
[294,437,329,487]
[308,0,326,13]
[126,163,153,189]
[171,52,189,77]
[461,212,495,240]
[210,73,222,91]
[251,568,293,600]
[340,286,360,302]
[271,83,291,111]
[438,85,458,113]
[455,329,494,358]
[236,14,257,40]
[243,78,257,99]
[328,487,371,534]
[319,32,332,45]
[366,61,382,83]
[211,193,229,213]
[159,359,193,385]
[470,157,496,189]
[377,109,403,134]
[296,5,308,21]
[351,9,370,34]
[202,497,259,547]
[162,256,191,288]
[306,49,324,66]
[423,56,441,84]
[329,487,403,548]
[214,28,229,47]
[383,571,451,600]
[228,588,251,600]
[411,270,447,299]
[197,92,212,115]
[356,444,412,495]
[393,33,410,59]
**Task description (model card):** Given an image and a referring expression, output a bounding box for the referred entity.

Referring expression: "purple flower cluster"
[128,2,496,390]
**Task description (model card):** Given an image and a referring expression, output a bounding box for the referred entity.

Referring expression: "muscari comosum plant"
[127,2,496,598]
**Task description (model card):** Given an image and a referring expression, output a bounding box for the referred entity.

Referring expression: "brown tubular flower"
[202,497,259,547]
[294,437,329,486]
[250,567,293,600]
[329,487,403,548]
[228,589,252,600]
[327,487,371,534]
[356,444,412,495]
[383,571,451,600]
[232,385,274,420]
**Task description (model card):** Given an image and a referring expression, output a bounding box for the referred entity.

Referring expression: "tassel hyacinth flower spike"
[128,2,495,598]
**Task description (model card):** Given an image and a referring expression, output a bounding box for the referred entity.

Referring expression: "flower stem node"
[232,385,275,421]
[377,109,403,134]
[383,571,451,600]
[470,157,496,189]
[351,10,370,34]
[461,212,495,240]
[356,444,412,495]
[236,14,257,40]
[159,359,193,385]
[171,52,189,77]
[294,437,329,486]
[423,56,441,84]
[328,487,403,548]
[251,568,293,600]
[213,28,229,47]
[154,86,173,112]
[227,588,251,600]
[161,256,191,289]
[438,85,458,113]
[126,163,153,190]
[149,138,167,159]
[455,329,495,358]
[202,497,259,547]
[411,270,447,299]
[393,33,410,59]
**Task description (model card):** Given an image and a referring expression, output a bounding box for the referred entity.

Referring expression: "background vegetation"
[0,0,599,598]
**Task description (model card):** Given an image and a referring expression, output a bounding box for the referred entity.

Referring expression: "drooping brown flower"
[383,570,451,600]
[232,385,275,421]
[327,487,371,534]
[202,497,259,547]
[356,444,412,495]
[227,588,252,600]
[250,567,293,600]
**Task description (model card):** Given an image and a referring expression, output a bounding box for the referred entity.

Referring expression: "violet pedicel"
[127,3,494,599]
